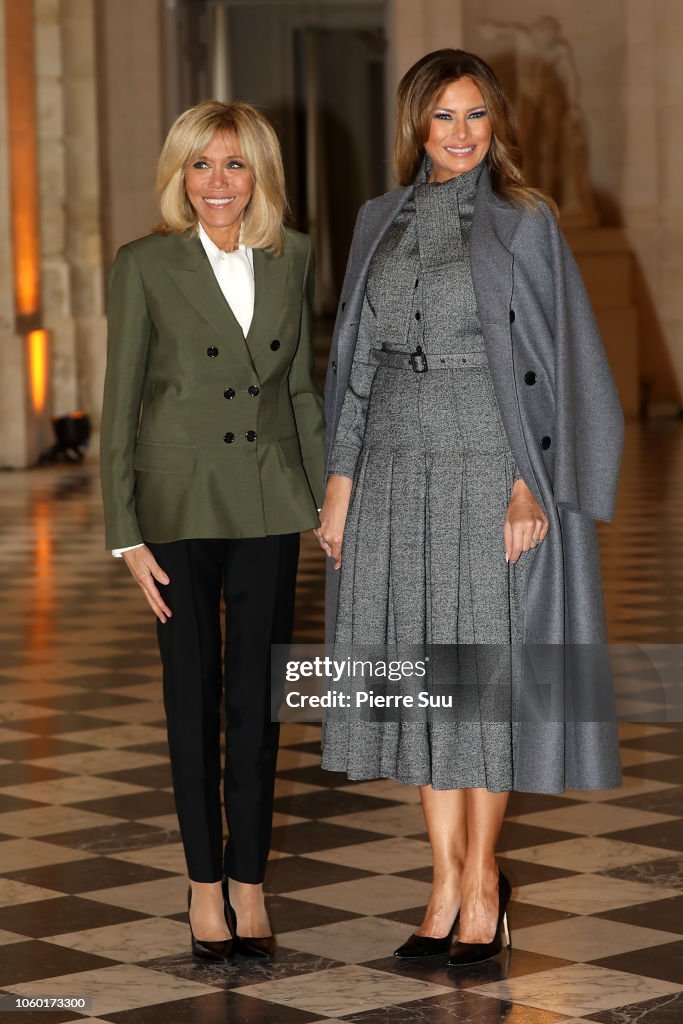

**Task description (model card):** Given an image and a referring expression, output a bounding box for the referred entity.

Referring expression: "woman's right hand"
[315,475,353,570]
[122,546,172,623]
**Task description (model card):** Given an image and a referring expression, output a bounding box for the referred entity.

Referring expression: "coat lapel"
[470,168,519,325]
[167,234,243,342]
[166,234,290,367]
[339,187,412,328]
[247,246,290,358]
[470,169,539,494]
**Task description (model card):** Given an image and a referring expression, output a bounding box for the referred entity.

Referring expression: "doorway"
[167,0,386,310]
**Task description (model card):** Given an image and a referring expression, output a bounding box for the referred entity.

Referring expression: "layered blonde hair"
[395,49,557,214]
[156,100,287,253]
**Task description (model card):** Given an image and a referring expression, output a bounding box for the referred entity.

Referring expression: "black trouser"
[148,535,300,883]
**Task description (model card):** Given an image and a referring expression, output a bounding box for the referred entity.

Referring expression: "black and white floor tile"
[0,416,681,1022]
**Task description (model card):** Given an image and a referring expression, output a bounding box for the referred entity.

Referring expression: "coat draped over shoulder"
[324,166,624,650]
[324,165,625,792]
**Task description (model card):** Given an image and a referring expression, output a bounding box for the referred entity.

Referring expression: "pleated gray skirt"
[322,356,537,790]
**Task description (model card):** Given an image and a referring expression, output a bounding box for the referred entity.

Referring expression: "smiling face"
[184,131,253,249]
[424,76,492,183]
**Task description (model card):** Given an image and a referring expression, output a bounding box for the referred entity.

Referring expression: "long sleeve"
[544,206,624,521]
[100,245,152,550]
[287,237,326,508]
[326,292,377,479]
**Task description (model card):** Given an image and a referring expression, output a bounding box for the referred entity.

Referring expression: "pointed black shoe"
[394,912,460,959]
[446,871,512,968]
[187,886,234,963]
[222,879,276,959]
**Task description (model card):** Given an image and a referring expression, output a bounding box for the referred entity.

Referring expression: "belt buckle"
[410,347,428,373]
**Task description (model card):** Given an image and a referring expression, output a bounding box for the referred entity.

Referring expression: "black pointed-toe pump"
[394,910,460,959]
[187,886,234,963]
[446,871,512,968]
[223,878,276,959]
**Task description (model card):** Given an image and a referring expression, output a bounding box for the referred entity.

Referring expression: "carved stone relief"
[480,15,600,227]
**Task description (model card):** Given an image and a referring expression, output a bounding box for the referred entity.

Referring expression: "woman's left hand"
[504,478,549,564]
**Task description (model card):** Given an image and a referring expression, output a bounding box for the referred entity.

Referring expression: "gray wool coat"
[324,164,624,650]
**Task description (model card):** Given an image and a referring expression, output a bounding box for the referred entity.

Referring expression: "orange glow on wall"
[28,330,48,413]
[5,0,40,323]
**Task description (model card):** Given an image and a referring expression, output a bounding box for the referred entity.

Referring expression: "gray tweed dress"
[321,159,537,791]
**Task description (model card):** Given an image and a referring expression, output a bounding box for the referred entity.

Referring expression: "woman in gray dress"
[317,49,623,968]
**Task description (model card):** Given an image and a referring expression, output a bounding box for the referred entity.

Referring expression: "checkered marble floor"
[0,418,682,1023]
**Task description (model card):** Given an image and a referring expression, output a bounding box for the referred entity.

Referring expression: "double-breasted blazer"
[324,165,624,648]
[101,228,325,550]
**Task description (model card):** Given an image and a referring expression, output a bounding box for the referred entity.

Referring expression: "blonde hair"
[395,49,557,215]
[156,100,287,253]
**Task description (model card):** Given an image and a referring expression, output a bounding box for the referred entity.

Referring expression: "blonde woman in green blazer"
[100,101,324,963]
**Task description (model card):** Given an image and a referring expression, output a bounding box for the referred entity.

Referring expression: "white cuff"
[112,543,144,558]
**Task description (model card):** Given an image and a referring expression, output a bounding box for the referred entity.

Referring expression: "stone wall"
[2,0,680,469]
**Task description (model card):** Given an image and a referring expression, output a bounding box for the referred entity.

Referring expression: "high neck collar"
[414,152,486,197]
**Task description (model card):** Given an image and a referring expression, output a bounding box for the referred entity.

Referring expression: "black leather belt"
[369,347,489,372]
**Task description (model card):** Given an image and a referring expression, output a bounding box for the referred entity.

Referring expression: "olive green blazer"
[100,228,325,550]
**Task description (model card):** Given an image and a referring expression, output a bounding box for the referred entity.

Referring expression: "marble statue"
[480,15,600,226]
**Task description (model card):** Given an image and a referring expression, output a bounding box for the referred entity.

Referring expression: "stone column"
[0,1,28,465]
[95,0,165,261]
[621,0,680,410]
[35,0,78,417]
[1,0,54,466]
[657,0,683,406]
[35,0,108,435]
[211,1,231,102]
[384,0,465,186]
[60,0,107,436]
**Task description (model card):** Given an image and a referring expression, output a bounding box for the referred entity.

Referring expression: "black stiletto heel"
[394,911,460,959]
[222,878,276,959]
[187,886,234,963]
[446,871,512,968]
